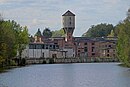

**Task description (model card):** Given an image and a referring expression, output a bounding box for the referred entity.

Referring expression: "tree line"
[34,28,65,38]
[0,18,29,68]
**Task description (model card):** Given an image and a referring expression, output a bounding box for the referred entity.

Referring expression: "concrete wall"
[64,48,75,58]
[22,49,50,58]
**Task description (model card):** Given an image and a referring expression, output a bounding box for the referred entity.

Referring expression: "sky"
[0,0,130,36]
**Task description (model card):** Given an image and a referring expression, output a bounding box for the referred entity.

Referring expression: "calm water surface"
[0,63,130,87]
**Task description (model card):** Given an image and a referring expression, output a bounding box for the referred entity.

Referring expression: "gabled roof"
[62,10,75,16]
[35,28,42,37]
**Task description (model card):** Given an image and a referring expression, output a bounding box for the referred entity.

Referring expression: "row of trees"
[35,28,65,38]
[82,23,115,37]
[0,18,29,67]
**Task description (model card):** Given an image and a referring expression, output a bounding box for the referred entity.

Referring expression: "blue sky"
[0,0,130,36]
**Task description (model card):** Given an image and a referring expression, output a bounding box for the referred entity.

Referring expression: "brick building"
[22,10,117,62]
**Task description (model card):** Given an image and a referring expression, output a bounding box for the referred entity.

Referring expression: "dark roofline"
[62,10,75,16]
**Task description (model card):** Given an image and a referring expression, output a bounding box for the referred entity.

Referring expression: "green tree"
[116,19,130,67]
[42,28,52,38]
[52,28,65,37]
[82,23,114,37]
[0,20,16,66]
[18,26,29,57]
[0,20,29,67]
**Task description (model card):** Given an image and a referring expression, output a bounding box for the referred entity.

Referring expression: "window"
[42,53,44,58]
[78,50,80,52]
[92,53,95,56]
[69,17,71,20]
[113,50,115,52]
[70,22,71,25]
[107,54,109,57]
[84,43,87,45]
[42,44,45,49]
[107,50,109,53]
[53,45,55,49]
[113,54,115,57]
[29,44,34,49]
[84,47,87,52]
[109,45,111,47]
[92,47,95,52]
[56,45,59,49]
[46,46,48,49]
[36,44,41,49]
[92,43,95,45]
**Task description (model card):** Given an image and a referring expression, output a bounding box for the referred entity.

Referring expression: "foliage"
[116,19,130,67]
[82,23,114,37]
[42,28,52,38]
[0,20,29,67]
[52,28,65,37]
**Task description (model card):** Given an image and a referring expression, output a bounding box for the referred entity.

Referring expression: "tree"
[42,28,52,38]
[116,19,130,67]
[52,28,65,37]
[17,26,29,61]
[82,23,114,37]
[0,20,19,67]
[0,20,29,67]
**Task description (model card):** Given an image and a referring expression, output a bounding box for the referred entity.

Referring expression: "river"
[0,63,130,87]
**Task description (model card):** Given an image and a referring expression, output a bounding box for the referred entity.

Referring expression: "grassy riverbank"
[0,66,18,73]
[118,63,130,68]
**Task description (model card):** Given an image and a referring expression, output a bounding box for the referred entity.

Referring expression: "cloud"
[0,0,129,36]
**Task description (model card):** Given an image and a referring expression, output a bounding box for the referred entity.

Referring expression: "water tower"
[62,10,75,42]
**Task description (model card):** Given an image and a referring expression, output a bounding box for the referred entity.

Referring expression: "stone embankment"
[26,57,119,64]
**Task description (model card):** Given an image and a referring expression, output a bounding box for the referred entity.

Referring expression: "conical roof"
[35,28,42,37]
[62,10,75,16]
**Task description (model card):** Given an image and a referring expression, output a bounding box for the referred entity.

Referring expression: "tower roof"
[62,10,75,16]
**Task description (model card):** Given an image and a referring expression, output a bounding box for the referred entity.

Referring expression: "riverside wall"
[25,57,119,64]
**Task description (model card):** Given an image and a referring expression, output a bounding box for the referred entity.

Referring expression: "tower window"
[70,22,71,25]
[69,17,71,20]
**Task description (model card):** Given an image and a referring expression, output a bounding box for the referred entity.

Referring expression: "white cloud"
[0,0,129,36]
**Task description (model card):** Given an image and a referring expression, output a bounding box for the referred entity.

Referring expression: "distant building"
[22,10,117,63]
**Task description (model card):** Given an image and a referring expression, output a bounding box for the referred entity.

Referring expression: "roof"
[62,10,75,16]
[35,28,42,37]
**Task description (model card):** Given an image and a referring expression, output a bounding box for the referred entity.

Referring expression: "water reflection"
[0,63,130,87]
